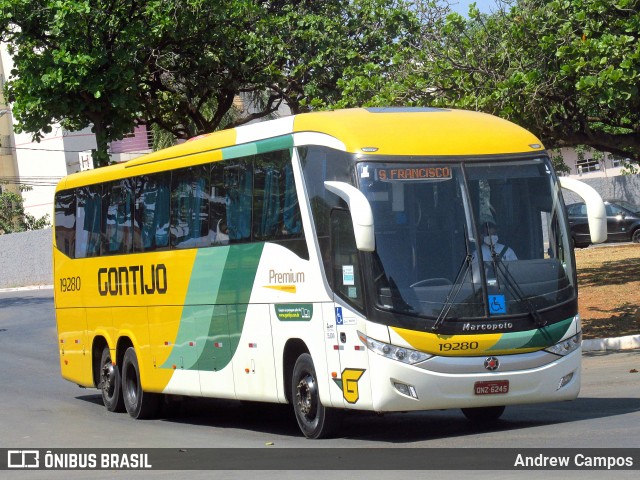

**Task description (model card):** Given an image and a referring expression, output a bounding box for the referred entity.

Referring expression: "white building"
[553,147,631,179]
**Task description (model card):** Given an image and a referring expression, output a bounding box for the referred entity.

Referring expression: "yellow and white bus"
[53,108,606,438]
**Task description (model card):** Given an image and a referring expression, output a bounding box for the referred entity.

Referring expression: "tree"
[1,0,418,165]
[0,0,286,164]
[138,0,282,138]
[0,184,50,234]
[0,0,152,166]
[403,0,640,161]
[260,0,420,113]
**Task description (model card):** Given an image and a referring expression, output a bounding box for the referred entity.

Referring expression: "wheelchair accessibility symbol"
[488,295,506,314]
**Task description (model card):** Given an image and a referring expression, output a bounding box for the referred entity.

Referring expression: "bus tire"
[291,353,340,439]
[461,405,505,423]
[99,346,125,412]
[121,347,161,419]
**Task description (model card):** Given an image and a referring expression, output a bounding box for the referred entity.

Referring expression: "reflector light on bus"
[393,382,418,399]
[557,372,575,391]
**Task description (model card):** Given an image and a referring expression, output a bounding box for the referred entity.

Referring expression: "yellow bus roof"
[56,108,544,191]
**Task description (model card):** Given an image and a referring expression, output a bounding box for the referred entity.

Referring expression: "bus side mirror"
[559,177,607,244]
[324,181,375,252]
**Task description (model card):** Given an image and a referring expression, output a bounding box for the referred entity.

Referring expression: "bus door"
[329,210,372,409]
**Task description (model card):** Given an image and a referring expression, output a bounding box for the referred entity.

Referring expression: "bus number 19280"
[438,341,479,352]
[60,276,81,292]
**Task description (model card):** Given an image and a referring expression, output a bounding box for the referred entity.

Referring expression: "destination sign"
[377,167,452,181]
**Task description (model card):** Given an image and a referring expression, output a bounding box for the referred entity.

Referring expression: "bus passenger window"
[253,151,302,241]
[103,179,134,255]
[75,185,102,258]
[224,161,252,243]
[171,166,211,249]
[135,173,170,252]
[54,190,76,258]
[210,163,229,245]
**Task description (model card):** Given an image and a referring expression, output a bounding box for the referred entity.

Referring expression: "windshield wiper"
[486,238,546,327]
[432,226,474,331]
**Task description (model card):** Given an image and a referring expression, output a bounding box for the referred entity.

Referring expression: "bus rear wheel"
[99,346,124,412]
[461,405,505,423]
[291,353,340,439]
[121,347,161,419]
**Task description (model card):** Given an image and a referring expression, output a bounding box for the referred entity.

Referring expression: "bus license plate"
[474,380,509,395]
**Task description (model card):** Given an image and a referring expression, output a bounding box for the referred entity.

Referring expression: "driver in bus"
[478,220,517,261]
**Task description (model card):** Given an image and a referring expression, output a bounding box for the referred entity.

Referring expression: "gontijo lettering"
[97,264,167,296]
[377,167,452,181]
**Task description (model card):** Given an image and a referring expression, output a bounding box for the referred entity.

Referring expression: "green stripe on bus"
[520,317,573,349]
[486,329,537,351]
[488,317,573,351]
[161,243,264,371]
[221,135,294,160]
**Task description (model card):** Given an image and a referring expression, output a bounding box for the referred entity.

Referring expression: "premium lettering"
[269,269,305,284]
[98,264,167,296]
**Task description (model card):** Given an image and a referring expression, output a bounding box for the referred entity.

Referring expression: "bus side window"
[171,165,211,249]
[224,160,252,243]
[103,179,134,255]
[253,150,303,241]
[252,151,307,258]
[75,185,102,258]
[135,172,170,252]
[210,163,229,245]
[54,190,76,258]
[331,209,364,311]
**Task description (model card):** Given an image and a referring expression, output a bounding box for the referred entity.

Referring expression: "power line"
[0,175,63,187]
[3,145,153,155]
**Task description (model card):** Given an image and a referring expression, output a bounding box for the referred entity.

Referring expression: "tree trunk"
[92,122,112,168]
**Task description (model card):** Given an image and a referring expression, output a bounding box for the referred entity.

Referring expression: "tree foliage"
[0,0,152,166]
[261,0,419,112]
[0,184,50,234]
[5,0,637,169]
[0,0,416,165]
[404,0,640,162]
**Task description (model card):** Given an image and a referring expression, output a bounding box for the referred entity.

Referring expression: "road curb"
[2,285,638,352]
[0,284,54,292]
[582,334,640,352]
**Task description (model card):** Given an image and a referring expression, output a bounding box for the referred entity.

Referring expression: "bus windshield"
[357,157,575,323]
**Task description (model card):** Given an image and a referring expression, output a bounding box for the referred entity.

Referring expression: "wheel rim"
[101,362,116,399]
[296,373,317,421]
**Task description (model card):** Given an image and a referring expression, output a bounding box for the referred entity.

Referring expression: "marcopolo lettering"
[462,321,514,331]
[98,264,168,296]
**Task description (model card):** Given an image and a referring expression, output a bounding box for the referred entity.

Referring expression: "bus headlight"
[544,332,582,356]
[357,331,431,365]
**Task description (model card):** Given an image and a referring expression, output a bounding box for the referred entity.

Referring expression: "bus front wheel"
[99,346,124,412]
[461,405,505,423]
[291,353,340,439]
[121,347,161,419]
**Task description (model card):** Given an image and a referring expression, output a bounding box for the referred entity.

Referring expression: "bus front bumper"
[366,347,581,412]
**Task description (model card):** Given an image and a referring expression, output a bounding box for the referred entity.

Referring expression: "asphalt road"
[0,288,638,479]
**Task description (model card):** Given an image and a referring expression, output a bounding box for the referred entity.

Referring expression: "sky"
[450,0,498,16]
